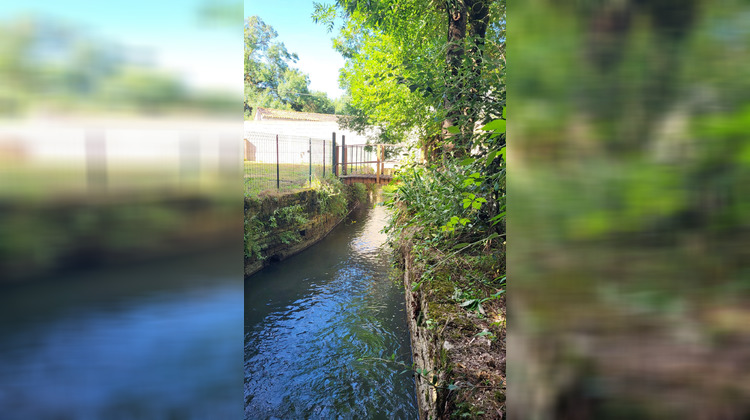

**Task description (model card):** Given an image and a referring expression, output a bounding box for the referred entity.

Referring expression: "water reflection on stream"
[0,249,242,419]
[245,202,418,419]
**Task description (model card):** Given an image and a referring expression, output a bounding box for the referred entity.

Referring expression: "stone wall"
[400,238,448,419]
[244,189,357,277]
[399,230,506,419]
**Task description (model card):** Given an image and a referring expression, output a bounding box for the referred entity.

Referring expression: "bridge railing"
[332,137,408,183]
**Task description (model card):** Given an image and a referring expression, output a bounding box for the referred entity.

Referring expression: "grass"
[244,161,328,196]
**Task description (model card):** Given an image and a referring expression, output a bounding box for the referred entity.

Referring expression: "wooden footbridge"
[331,134,401,186]
[340,174,393,185]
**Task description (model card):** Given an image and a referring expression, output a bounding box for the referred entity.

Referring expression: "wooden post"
[342,135,347,176]
[380,144,385,178]
[376,144,381,184]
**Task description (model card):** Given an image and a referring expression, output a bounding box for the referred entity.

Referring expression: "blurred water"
[245,204,418,419]
[0,249,243,420]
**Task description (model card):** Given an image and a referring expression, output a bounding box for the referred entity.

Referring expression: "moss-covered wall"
[398,228,506,419]
[399,239,448,419]
[244,183,365,277]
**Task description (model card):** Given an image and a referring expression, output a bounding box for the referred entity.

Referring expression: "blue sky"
[245,0,346,98]
[0,0,241,93]
[0,0,345,98]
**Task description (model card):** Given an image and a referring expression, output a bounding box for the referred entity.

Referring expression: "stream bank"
[396,227,506,419]
[244,180,366,277]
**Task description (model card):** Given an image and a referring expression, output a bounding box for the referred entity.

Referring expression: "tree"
[0,15,195,115]
[304,91,336,113]
[245,16,298,107]
[314,0,505,158]
[245,15,339,115]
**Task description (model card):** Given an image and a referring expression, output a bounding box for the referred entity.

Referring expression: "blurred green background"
[509,0,750,418]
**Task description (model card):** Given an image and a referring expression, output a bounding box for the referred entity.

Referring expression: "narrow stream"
[244,201,418,419]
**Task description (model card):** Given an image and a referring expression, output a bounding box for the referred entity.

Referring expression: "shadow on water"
[245,200,418,419]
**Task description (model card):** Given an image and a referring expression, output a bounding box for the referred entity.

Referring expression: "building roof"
[254,107,346,123]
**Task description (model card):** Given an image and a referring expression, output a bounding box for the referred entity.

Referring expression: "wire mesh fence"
[244,132,416,195]
[244,132,330,196]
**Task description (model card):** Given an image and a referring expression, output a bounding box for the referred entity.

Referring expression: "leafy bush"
[244,215,264,262]
[244,176,358,262]
[385,118,506,251]
[347,182,367,207]
[312,175,349,217]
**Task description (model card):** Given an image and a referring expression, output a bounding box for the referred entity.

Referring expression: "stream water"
[245,201,418,419]
[0,248,243,419]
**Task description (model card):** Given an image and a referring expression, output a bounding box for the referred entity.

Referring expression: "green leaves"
[485,146,505,165]
[475,330,497,341]
[411,280,423,291]
[462,173,483,188]
[481,119,506,133]
[316,0,505,154]
[443,216,471,233]
[490,211,506,226]
[462,193,487,210]
[246,16,337,115]
[460,156,475,166]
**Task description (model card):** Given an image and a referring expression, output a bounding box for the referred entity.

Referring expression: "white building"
[244,107,378,163]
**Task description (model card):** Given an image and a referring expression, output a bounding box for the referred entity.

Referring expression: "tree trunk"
[442,0,493,159]
[443,0,468,158]
[465,0,491,133]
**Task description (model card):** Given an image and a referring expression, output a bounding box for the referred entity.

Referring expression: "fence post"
[332,132,337,177]
[309,138,312,185]
[342,135,347,176]
[276,134,280,190]
[323,139,326,177]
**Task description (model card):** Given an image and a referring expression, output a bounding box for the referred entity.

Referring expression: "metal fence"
[244,131,415,195]
[244,132,330,195]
